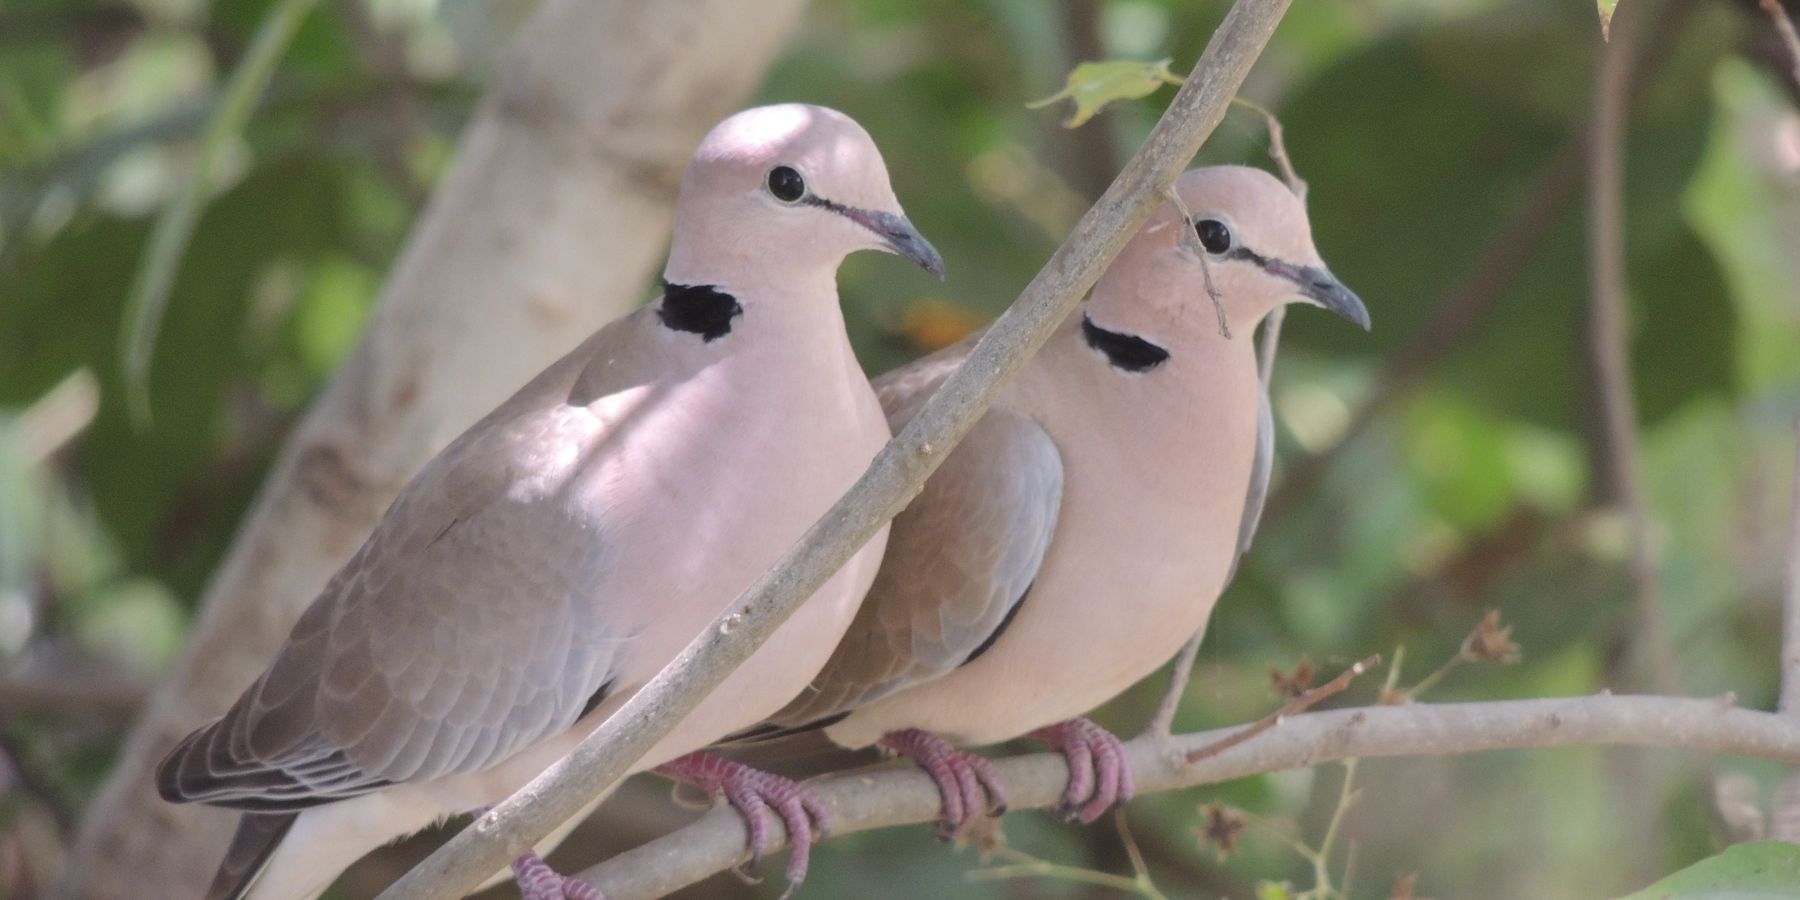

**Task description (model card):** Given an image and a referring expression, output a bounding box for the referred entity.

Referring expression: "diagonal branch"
[581,694,1800,900]
[1183,654,1381,764]
[373,1,1296,895]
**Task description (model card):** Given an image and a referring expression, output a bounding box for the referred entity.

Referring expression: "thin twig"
[1761,0,1800,89]
[1164,183,1234,338]
[1587,0,1677,694]
[0,673,144,719]
[372,4,1295,896]
[967,844,1169,899]
[1143,121,1299,737]
[1262,0,1696,525]
[1774,413,1800,841]
[1230,97,1306,200]
[1185,655,1382,764]
[119,0,325,424]
[1306,759,1360,899]
[580,694,1800,900]
[1781,414,1800,715]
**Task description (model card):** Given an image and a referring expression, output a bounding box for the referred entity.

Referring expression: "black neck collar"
[658,280,742,342]
[1081,315,1169,372]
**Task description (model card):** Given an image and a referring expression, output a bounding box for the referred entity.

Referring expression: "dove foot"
[512,851,604,900]
[877,728,1008,840]
[656,751,827,897]
[1026,717,1134,823]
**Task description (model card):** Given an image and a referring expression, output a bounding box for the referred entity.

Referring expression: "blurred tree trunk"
[53,0,808,896]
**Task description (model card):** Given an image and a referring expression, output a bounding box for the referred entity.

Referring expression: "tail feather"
[205,813,298,900]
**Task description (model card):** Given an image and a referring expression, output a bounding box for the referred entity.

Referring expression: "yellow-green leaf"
[1597,0,1620,40]
[1026,58,1183,128]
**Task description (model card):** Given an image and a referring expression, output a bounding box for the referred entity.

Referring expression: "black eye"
[1194,218,1233,254]
[767,166,806,203]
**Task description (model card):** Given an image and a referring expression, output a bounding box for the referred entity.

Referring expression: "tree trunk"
[54,1,807,896]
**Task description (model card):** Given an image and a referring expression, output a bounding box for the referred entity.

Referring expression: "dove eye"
[767,166,806,203]
[1194,218,1233,254]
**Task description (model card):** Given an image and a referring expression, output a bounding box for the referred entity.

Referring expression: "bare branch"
[1779,415,1800,715]
[1761,0,1800,90]
[373,3,1296,896]
[1263,0,1696,526]
[1587,0,1676,693]
[1185,654,1382,764]
[580,694,1800,900]
[1773,413,1800,841]
[0,673,143,720]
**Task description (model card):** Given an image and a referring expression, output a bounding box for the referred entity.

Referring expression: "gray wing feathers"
[1233,386,1275,569]
[160,337,626,809]
[772,385,1062,727]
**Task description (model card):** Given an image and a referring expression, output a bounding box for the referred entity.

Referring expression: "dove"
[739,165,1368,835]
[155,103,944,900]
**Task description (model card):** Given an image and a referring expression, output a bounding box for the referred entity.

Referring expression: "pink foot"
[512,851,604,900]
[656,751,827,896]
[877,728,1008,840]
[1026,717,1134,823]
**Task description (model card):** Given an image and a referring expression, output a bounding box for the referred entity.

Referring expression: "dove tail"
[204,812,297,900]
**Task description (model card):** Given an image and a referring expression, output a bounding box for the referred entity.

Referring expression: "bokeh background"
[4,0,1800,897]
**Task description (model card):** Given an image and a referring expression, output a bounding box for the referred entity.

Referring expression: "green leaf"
[1254,882,1293,900]
[118,0,324,426]
[1598,0,1619,40]
[1026,58,1182,128]
[1613,841,1800,898]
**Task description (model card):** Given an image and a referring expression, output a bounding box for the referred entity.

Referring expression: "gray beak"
[1227,247,1370,330]
[829,205,947,280]
[1294,266,1371,331]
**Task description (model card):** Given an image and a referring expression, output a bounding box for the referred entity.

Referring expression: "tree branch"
[1761,0,1800,89]
[579,694,1800,900]
[1587,0,1676,693]
[1780,415,1800,716]
[373,2,1295,896]
[1262,0,1695,527]
[1773,413,1800,842]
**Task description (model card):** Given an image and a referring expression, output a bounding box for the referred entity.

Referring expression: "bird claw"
[1026,717,1134,824]
[512,851,605,900]
[656,752,828,893]
[877,728,1008,840]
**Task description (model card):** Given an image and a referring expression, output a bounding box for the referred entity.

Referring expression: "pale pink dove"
[733,165,1367,835]
[156,103,944,900]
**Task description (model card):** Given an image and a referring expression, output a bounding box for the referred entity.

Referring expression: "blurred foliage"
[3,0,1800,898]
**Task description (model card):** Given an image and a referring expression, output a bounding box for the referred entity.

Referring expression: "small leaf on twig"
[1027,59,1184,128]
[1597,0,1620,40]
[1196,802,1246,861]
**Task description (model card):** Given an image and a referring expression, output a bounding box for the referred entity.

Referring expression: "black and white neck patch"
[658,281,743,342]
[1081,315,1170,373]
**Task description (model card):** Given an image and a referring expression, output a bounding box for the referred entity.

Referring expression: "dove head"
[1085,165,1368,348]
[663,104,944,291]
